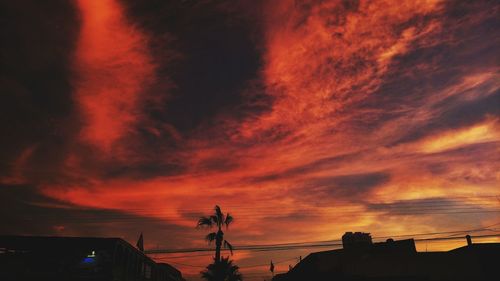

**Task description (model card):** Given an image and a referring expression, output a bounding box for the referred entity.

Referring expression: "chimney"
[466,235,472,246]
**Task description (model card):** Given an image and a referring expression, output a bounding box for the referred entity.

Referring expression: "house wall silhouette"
[0,235,185,281]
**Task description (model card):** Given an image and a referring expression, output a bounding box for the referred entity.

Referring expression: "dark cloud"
[365,197,495,216]
[298,172,390,203]
[0,184,193,247]
[348,0,499,144]
[419,142,500,184]
[101,162,186,180]
[121,0,263,134]
[197,157,241,173]
[394,90,499,145]
[0,0,80,177]
[1,0,265,184]
[439,89,499,123]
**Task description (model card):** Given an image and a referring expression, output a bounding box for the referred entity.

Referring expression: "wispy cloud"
[1,2,499,278]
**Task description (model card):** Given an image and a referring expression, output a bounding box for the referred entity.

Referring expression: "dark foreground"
[0,235,185,281]
[273,232,500,281]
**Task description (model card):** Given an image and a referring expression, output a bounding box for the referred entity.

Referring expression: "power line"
[152,252,213,259]
[159,257,299,270]
[239,257,298,269]
[145,233,500,254]
[149,234,500,269]
[146,224,500,254]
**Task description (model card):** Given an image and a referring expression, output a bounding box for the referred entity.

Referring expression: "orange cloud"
[235,0,443,139]
[73,0,155,153]
[419,119,499,153]
[32,1,499,279]
[40,0,499,241]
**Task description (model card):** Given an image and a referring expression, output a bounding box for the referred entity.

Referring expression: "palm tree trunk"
[215,228,223,263]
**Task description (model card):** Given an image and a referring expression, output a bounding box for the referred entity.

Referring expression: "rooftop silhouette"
[273,232,500,281]
[0,235,185,281]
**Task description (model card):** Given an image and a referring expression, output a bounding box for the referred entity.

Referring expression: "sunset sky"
[1,0,499,280]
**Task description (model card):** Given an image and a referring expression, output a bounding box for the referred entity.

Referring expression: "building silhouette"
[341,232,373,250]
[0,235,185,281]
[273,232,500,281]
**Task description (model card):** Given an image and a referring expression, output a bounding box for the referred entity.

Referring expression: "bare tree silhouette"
[197,205,234,263]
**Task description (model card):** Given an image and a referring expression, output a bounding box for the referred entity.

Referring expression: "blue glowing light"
[83,257,95,264]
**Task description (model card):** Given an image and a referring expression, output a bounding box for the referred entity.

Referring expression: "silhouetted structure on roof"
[0,235,185,281]
[341,232,373,250]
[273,232,500,281]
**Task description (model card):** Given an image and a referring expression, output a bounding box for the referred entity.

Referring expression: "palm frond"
[200,271,213,281]
[214,205,224,226]
[224,239,234,255]
[227,263,242,281]
[224,213,233,228]
[197,216,213,228]
[205,232,217,243]
[210,215,219,226]
[201,257,243,281]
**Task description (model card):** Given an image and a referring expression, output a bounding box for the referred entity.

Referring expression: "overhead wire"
[145,230,500,254]
[147,233,500,269]
[148,223,500,252]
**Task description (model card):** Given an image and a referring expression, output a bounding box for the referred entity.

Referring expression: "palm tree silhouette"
[197,205,234,263]
[201,256,243,281]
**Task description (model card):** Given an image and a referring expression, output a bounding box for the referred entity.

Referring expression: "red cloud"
[41,0,500,239]
[32,1,500,279]
[73,0,155,153]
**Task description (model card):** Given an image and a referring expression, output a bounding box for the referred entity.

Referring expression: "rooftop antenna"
[466,234,472,246]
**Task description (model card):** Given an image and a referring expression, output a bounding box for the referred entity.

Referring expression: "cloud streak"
[73,0,156,153]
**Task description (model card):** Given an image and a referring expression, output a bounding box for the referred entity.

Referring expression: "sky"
[1,0,499,280]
